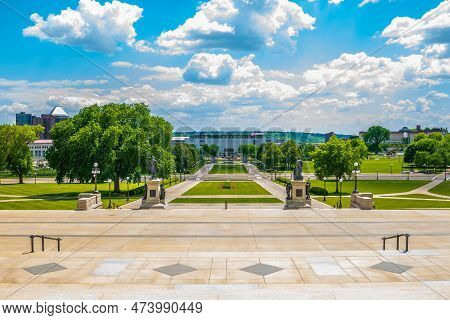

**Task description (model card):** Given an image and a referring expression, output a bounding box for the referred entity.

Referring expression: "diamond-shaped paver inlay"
[154,264,196,277]
[24,263,66,275]
[240,263,283,276]
[371,262,412,274]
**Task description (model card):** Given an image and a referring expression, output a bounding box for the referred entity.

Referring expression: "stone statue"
[143,183,148,200]
[148,156,157,179]
[286,182,292,200]
[293,159,303,181]
[160,184,165,200]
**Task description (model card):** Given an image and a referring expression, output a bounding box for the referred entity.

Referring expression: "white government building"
[28,139,53,164]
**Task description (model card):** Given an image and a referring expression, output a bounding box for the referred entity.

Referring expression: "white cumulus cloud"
[23,0,144,53]
[155,0,315,55]
[381,1,450,50]
[183,53,263,85]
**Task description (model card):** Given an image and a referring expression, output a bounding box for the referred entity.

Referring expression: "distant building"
[359,125,448,144]
[16,112,32,126]
[171,131,264,157]
[324,132,335,142]
[16,107,70,139]
[28,139,53,164]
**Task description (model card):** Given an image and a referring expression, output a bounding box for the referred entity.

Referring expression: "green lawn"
[0,168,57,178]
[209,164,248,174]
[171,198,282,204]
[360,156,405,174]
[182,181,270,196]
[0,182,142,210]
[384,194,449,200]
[310,180,427,195]
[316,196,450,209]
[429,181,450,197]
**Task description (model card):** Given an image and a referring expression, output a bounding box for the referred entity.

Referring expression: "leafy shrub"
[309,186,328,195]
[222,181,232,189]
[276,177,289,185]
[129,185,145,196]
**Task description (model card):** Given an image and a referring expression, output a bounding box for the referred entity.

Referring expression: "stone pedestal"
[140,179,166,209]
[77,193,102,210]
[350,193,374,210]
[284,180,311,209]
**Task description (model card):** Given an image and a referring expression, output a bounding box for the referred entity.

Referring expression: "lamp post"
[126,177,130,202]
[339,177,343,209]
[34,172,37,184]
[353,162,359,194]
[376,169,379,181]
[390,163,393,174]
[323,177,327,202]
[91,163,100,193]
[107,179,112,209]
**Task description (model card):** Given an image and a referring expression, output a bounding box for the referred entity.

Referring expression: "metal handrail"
[382,234,409,253]
[29,235,62,253]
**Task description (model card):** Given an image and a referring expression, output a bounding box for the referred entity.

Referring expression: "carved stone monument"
[284,159,311,209]
[140,157,166,209]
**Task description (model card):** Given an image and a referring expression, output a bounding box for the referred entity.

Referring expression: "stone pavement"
[0,208,449,299]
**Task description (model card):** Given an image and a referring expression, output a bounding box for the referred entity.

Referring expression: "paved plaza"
[0,207,449,299]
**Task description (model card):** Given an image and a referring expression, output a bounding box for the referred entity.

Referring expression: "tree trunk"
[114,176,120,193]
[19,174,24,184]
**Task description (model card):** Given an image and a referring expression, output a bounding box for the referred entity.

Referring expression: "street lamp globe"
[354,162,358,167]
[126,176,130,181]
[107,179,112,183]
[324,177,327,181]
[94,163,98,168]
[339,178,343,183]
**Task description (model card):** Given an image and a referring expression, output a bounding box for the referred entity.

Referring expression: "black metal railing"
[382,234,410,253]
[29,235,62,253]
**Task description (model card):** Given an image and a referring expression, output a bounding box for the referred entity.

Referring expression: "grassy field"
[0,182,142,210]
[360,156,405,174]
[429,181,450,197]
[171,198,282,203]
[316,196,450,209]
[209,164,248,174]
[309,180,427,195]
[0,168,57,178]
[384,194,449,200]
[183,181,270,196]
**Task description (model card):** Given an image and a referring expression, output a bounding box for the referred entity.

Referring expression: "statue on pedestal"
[286,182,292,200]
[149,156,157,179]
[293,159,303,181]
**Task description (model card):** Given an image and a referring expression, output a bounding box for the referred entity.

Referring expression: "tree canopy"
[312,136,368,192]
[172,143,200,172]
[261,142,284,170]
[281,139,301,169]
[363,126,390,154]
[404,133,449,168]
[238,144,257,162]
[0,125,43,183]
[46,103,174,192]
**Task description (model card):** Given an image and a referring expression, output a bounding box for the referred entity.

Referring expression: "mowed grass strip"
[209,164,248,174]
[317,196,450,209]
[429,181,450,197]
[182,181,271,196]
[171,198,282,203]
[384,194,450,200]
[309,180,428,195]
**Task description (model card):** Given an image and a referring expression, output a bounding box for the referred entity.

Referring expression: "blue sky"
[0,0,448,133]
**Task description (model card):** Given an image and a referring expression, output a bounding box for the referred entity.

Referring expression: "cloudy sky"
[0,0,448,133]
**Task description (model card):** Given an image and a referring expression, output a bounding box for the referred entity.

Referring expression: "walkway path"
[378,173,449,199]
[255,178,332,209]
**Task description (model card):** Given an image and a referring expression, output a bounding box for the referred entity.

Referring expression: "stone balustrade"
[350,192,374,210]
[77,193,102,210]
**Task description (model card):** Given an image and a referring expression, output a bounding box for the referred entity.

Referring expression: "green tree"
[0,125,43,183]
[404,135,440,166]
[312,136,368,192]
[363,126,390,154]
[46,103,174,192]
[299,143,315,161]
[172,143,194,172]
[239,144,257,162]
[281,139,301,169]
[261,142,284,171]
[208,144,219,159]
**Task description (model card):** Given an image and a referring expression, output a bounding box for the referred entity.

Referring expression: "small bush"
[129,185,145,196]
[276,177,289,185]
[309,186,328,195]
[222,181,232,189]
